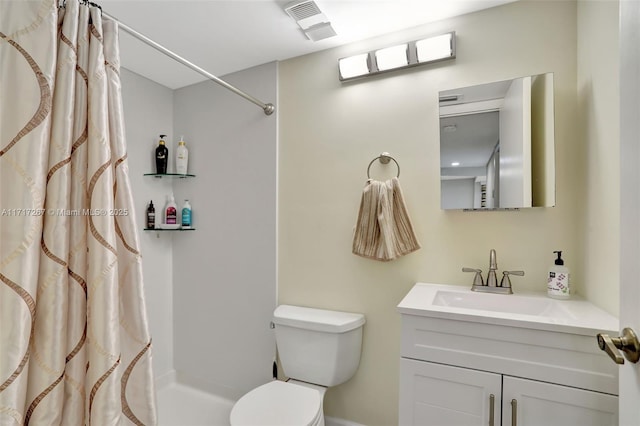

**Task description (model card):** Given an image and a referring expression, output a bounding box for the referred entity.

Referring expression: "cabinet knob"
[596,327,640,364]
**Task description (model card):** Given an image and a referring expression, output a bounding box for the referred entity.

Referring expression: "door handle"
[596,327,640,364]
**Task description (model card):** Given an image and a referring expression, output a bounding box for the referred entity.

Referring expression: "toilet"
[230,304,366,426]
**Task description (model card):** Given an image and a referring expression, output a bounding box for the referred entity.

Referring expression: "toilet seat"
[230,380,322,426]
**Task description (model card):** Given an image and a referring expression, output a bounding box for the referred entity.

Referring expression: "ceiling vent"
[304,22,337,42]
[284,0,337,42]
[285,0,322,23]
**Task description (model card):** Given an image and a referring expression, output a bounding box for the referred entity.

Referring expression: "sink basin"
[433,289,575,319]
[397,283,619,335]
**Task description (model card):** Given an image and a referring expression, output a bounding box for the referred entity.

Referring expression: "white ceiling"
[101,0,517,89]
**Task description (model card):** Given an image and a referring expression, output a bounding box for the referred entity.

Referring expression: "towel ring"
[367,152,400,179]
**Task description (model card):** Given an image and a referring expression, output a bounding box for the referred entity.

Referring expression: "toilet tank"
[273,305,366,387]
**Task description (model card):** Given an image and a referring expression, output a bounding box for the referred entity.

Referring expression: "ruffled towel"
[352,177,421,261]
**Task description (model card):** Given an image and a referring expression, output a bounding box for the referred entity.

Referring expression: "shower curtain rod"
[102,12,275,116]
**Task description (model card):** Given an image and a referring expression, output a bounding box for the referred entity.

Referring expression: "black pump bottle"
[155,134,168,174]
[146,200,155,229]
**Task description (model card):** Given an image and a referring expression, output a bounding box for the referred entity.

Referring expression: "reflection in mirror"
[439,73,555,210]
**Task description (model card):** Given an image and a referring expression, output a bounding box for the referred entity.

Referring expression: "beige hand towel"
[352,177,421,261]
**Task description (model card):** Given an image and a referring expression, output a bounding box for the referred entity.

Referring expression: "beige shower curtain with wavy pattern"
[0,1,157,424]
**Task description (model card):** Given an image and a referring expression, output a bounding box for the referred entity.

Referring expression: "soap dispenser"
[176,136,189,175]
[547,250,570,299]
[155,134,168,174]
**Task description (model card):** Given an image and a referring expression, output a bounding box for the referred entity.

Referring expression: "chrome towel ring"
[367,152,400,179]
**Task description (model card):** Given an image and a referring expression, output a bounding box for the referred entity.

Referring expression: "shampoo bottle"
[176,136,189,175]
[155,134,168,174]
[181,199,192,228]
[165,194,177,225]
[547,250,570,299]
[146,200,155,229]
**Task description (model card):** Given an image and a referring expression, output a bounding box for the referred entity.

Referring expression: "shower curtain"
[0,1,157,424]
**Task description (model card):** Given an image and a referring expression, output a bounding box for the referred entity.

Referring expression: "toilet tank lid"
[273,305,366,333]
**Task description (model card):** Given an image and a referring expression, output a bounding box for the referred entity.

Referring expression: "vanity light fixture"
[375,44,409,71]
[338,31,455,82]
[451,162,460,166]
[416,33,454,63]
[338,53,371,80]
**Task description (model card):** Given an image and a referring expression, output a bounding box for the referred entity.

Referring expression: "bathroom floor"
[157,382,234,426]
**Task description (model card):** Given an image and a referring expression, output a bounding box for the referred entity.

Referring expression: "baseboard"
[325,416,366,426]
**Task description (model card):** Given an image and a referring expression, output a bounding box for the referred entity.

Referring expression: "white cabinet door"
[619,1,640,422]
[400,359,501,426]
[502,376,618,426]
[499,75,532,208]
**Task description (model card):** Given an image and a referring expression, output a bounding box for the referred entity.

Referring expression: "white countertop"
[397,283,619,336]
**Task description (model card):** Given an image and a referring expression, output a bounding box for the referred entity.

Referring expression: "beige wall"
[577,0,620,316]
[279,1,617,424]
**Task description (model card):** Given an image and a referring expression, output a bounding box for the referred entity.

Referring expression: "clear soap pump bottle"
[547,250,570,299]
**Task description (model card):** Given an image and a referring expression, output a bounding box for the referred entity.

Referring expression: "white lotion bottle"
[176,136,189,175]
[547,250,570,299]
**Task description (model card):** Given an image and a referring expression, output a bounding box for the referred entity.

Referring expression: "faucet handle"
[463,267,484,287]
[500,270,525,288]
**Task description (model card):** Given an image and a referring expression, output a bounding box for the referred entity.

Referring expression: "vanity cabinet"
[397,284,620,426]
[400,359,500,425]
[502,376,617,426]
[400,358,618,426]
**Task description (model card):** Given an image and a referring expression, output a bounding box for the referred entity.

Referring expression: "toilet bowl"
[230,380,325,426]
[229,305,365,426]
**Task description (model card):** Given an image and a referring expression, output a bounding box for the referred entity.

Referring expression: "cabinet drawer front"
[503,376,618,426]
[399,358,501,426]
[401,314,618,394]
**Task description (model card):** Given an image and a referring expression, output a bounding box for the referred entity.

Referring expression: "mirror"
[439,73,556,210]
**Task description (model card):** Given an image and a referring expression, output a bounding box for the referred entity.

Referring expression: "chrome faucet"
[462,249,524,294]
[486,249,498,287]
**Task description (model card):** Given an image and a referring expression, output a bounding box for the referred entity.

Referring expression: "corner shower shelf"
[144,172,195,233]
[144,173,196,178]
